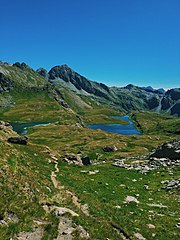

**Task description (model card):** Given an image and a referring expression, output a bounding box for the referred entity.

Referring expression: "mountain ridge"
[36,63,180,116]
[0,61,179,116]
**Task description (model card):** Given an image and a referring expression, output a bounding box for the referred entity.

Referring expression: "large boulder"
[149,139,180,160]
[81,155,91,165]
[8,136,28,145]
[63,153,91,166]
[103,146,117,152]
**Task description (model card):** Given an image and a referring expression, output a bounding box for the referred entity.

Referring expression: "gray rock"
[63,153,91,166]
[8,136,28,145]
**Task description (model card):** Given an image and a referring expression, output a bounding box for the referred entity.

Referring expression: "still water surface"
[87,116,141,135]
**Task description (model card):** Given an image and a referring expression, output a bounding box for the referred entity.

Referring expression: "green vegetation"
[131,111,180,135]
[0,63,179,239]
[57,162,180,240]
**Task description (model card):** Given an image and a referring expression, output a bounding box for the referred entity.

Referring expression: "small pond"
[11,122,50,134]
[87,116,141,135]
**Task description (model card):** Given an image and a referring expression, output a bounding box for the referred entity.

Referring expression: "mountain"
[0,61,179,116]
[142,86,166,94]
[36,64,180,116]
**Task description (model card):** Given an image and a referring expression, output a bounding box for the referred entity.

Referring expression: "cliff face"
[0,72,13,93]
[161,89,180,117]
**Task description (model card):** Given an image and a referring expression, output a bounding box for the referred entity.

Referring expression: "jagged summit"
[36,68,49,79]
[13,62,31,70]
[142,86,166,94]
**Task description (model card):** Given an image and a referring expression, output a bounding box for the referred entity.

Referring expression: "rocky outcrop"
[0,121,12,129]
[113,158,180,173]
[63,153,91,165]
[149,138,180,160]
[103,146,117,152]
[113,139,180,172]
[13,62,31,70]
[8,136,28,145]
[0,73,13,93]
[161,179,180,191]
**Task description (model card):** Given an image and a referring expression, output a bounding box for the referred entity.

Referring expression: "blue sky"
[0,0,179,89]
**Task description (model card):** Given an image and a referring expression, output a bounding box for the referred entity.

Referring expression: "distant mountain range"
[0,61,180,116]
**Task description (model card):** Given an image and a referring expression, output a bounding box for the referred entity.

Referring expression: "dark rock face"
[161,88,180,116]
[171,103,180,117]
[147,96,159,109]
[0,73,13,93]
[36,68,49,79]
[8,136,28,145]
[166,88,180,101]
[149,139,180,160]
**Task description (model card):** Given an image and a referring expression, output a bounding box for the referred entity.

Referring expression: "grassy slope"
[58,162,180,240]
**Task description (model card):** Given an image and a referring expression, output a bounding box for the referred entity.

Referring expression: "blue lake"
[87,116,141,135]
[11,122,50,134]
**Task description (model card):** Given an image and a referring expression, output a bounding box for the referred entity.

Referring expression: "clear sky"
[0,0,179,89]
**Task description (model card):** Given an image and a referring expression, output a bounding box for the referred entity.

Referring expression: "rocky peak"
[13,62,31,70]
[124,84,136,90]
[141,86,165,94]
[48,64,75,81]
[36,68,49,79]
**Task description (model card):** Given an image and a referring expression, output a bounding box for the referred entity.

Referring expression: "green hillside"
[0,61,179,239]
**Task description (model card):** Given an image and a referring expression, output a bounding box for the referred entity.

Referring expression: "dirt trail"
[45,153,90,239]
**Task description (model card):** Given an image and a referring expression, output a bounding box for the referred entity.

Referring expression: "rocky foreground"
[113,138,180,173]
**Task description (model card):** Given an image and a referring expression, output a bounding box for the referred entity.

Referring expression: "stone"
[149,138,180,160]
[124,196,139,204]
[81,155,91,165]
[103,146,117,152]
[175,223,180,228]
[147,224,155,229]
[63,153,91,166]
[7,136,28,145]
[147,203,168,208]
[63,153,82,165]
[134,232,146,240]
